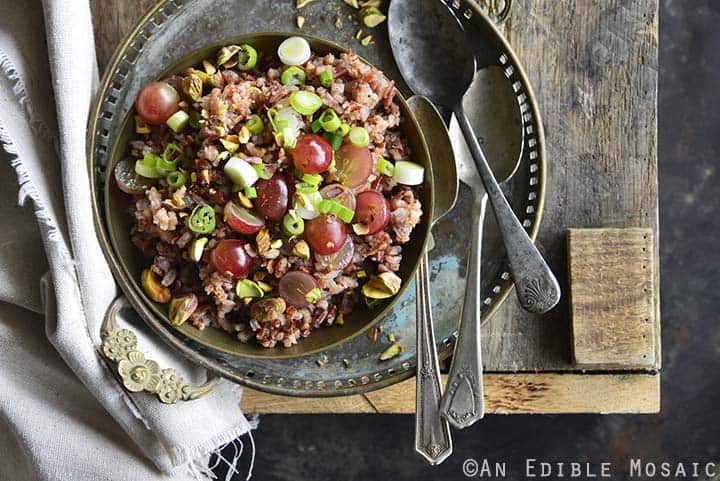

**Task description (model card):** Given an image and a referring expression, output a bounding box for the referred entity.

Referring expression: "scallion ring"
[323,131,344,151]
[317,199,355,223]
[187,205,216,234]
[237,44,258,71]
[377,157,395,177]
[336,123,351,137]
[296,182,318,194]
[318,69,334,88]
[134,153,163,179]
[289,91,323,116]
[319,109,341,132]
[245,114,264,135]
[281,66,307,86]
[281,212,305,236]
[348,126,370,147]
[166,171,187,189]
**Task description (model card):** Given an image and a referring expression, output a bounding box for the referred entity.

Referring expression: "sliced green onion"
[236,279,264,298]
[224,157,259,188]
[289,91,323,116]
[190,237,208,262]
[377,157,395,177]
[318,69,334,88]
[237,44,258,70]
[267,108,287,133]
[311,118,323,133]
[245,114,264,134]
[252,163,274,180]
[278,36,311,66]
[296,182,318,194]
[393,160,425,186]
[281,211,305,236]
[281,66,307,86]
[336,123,351,137]
[282,126,298,149]
[244,186,257,199]
[348,126,370,147]
[323,131,343,151]
[319,109,341,132]
[166,110,190,133]
[317,199,355,223]
[188,110,203,130]
[293,191,322,219]
[166,171,187,189]
[187,205,216,234]
[301,173,323,185]
[134,152,163,179]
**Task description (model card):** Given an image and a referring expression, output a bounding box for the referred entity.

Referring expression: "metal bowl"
[98,33,434,359]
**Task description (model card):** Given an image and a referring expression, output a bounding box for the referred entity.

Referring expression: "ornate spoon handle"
[440,194,487,428]
[415,253,452,465]
[453,105,561,313]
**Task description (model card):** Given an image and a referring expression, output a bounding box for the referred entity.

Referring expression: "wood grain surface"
[89,0,659,413]
[568,228,657,369]
[241,373,660,414]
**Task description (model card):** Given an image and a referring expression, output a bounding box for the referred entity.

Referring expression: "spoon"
[406,95,458,465]
[441,66,524,428]
[388,0,560,316]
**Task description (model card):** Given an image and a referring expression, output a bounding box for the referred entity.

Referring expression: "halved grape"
[114,158,148,194]
[354,190,390,235]
[319,183,356,212]
[255,175,289,221]
[135,81,179,125]
[315,236,355,272]
[291,134,333,174]
[224,201,265,235]
[209,240,253,278]
[305,214,347,255]
[278,271,319,307]
[334,142,373,188]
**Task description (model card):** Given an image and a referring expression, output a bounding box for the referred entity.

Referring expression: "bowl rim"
[91,31,435,360]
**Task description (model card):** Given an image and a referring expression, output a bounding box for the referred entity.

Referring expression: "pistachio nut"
[141,269,171,304]
[182,74,203,102]
[361,6,386,27]
[217,45,241,66]
[379,343,403,361]
[291,239,311,260]
[250,297,287,322]
[168,294,198,326]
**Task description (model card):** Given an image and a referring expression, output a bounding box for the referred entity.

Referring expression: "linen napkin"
[0,0,255,479]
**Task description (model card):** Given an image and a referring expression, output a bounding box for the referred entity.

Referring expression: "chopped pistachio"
[316,358,325,367]
[237,126,251,144]
[190,237,208,262]
[250,297,286,322]
[236,279,264,299]
[292,239,311,260]
[355,29,364,39]
[257,280,273,293]
[361,283,393,300]
[352,222,370,235]
[361,34,374,46]
[219,138,239,153]
[336,313,345,326]
[343,0,360,8]
[379,343,403,361]
[296,15,305,29]
[217,151,230,161]
[182,74,203,102]
[359,0,382,8]
[388,333,396,343]
[305,287,322,304]
[190,172,198,183]
[200,169,210,184]
[214,125,227,136]
[202,59,216,76]
[253,271,267,282]
[168,294,198,326]
[375,272,401,295]
[357,269,367,278]
[135,115,151,134]
[296,0,316,7]
[217,45,241,66]
[141,269,171,304]
[190,68,210,84]
[361,6,386,27]
[270,239,283,249]
[237,192,253,209]
[335,16,343,29]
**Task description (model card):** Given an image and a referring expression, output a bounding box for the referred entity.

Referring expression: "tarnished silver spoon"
[407,95,458,465]
[388,0,560,316]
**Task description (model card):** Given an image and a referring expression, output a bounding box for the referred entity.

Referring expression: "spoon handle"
[452,105,561,314]
[415,253,452,465]
[440,193,487,428]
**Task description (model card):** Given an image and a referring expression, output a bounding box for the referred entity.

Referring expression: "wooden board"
[241,373,660,414]
[568,228,657,369]
[480,0,660,371]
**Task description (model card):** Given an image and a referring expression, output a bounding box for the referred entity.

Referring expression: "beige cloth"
[0,0,255,479]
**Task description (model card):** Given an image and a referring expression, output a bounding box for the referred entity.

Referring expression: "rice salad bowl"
[106,34,433,357]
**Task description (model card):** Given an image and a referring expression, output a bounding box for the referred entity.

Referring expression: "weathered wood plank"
[568,228,657,369]
[241,373,660,414]
[480,0,660,371]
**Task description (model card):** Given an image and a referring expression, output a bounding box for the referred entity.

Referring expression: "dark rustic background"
[237,2,720,479]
